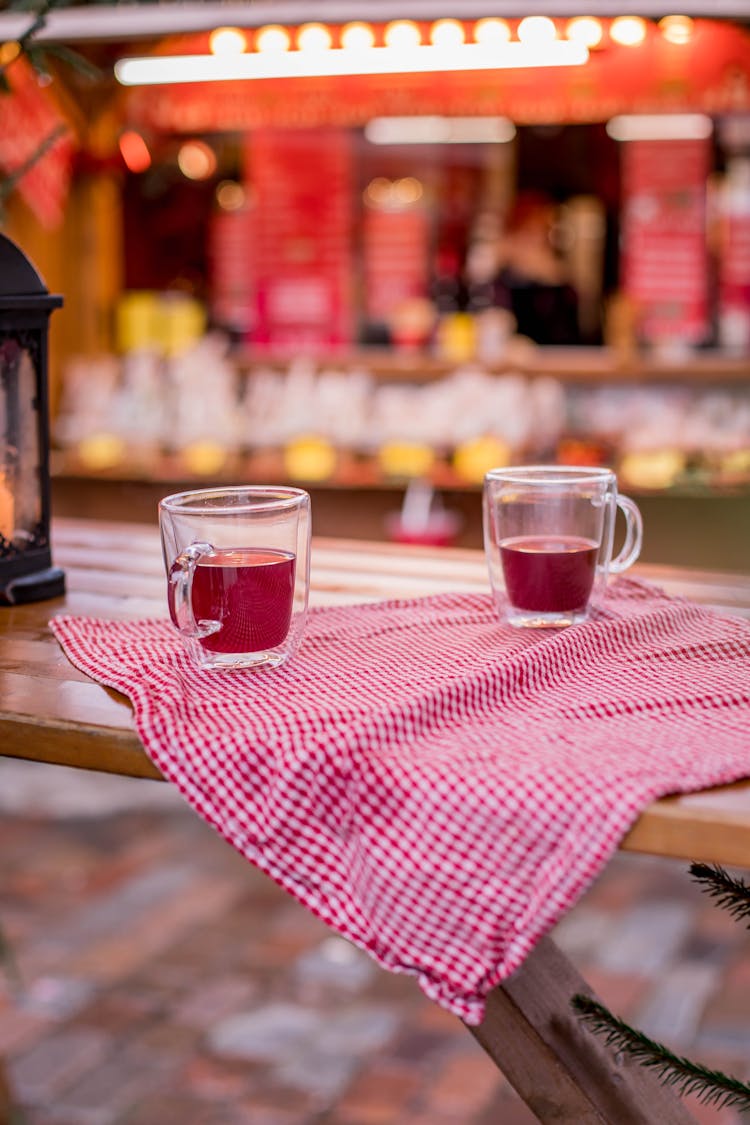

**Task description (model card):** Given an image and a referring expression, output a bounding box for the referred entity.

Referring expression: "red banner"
[245,129,354,351]
[362,206,429,323]
[0,57,75,229]
[208,206,257,336]
[621,138,711,346]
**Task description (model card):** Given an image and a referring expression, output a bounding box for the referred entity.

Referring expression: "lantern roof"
[0,234,48,297]
[0,235,62,311]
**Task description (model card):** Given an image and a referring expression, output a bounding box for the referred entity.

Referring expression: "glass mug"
[483,465,643,628]
[159,486,311,670]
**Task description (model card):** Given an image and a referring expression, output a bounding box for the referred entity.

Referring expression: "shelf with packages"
[52,337,750,487]
[50,334,750,570]
[234,346,750,386]
[50,445,750,573]
[49,445,750,499]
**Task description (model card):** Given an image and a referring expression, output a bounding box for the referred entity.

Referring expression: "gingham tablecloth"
[51,577,750,1024]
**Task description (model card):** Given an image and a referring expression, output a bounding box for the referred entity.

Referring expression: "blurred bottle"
[431,246,476,362]
[464,234,509,365]
[560,195,606,345]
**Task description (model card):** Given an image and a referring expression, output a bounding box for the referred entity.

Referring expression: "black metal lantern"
[0,233,65,605]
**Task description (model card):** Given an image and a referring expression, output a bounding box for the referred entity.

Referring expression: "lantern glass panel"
[0,231,64,605]
[0,336,42,557]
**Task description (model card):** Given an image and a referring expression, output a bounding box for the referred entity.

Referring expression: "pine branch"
[5,0,58,58]
[0,123,67,204]
[36,41,101,80]
[1,1,101,84]
[572,994,750,1112]
[0,923,22,992]
[689,862,750,927]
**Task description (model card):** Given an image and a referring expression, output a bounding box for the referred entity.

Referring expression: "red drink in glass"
[180,547,296,653]
[500,535,598,613]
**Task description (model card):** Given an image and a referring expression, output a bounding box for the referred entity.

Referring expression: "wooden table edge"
[4,708,750,865]
[0,716,163,781]
[621,783,750,866]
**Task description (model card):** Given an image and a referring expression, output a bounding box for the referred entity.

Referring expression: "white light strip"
[1,2,747,43]
[2,1,750,44]
[115,41,588,86]
[365,116,517,144]
[606,113,714,141]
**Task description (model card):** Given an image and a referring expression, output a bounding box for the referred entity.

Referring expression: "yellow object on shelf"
[77,433,127,471]
[115,291,206,356]
[283,436,338,482]
[720,448,750,477]
[159,295,207,357]
[435,312,476,363]
[181,440,228,476]
[378,442,435,480]
[453,436,512,483]
[115,292,160,354]
[619,449,686,491]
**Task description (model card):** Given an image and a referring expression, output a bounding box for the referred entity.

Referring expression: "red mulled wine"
[188,547,295,653]
[500,535,598,613]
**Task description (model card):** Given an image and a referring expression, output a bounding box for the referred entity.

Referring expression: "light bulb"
[216,181,246,211]
[566,17,603,48]
[364,177,392,207]
[659,15,694,45]
[473,19,511,45]
[178,140,217,180]
[383,21,421,50]
[340,22,375,51]
[119,131,151,173]
[255,25,291,52]
[518,16,557,45]
[0,40,21,65]
[394,177,423,204]
[209,27,246,56]
[430,19,465,48]
[611,16,648,46]
[297,23,332,52]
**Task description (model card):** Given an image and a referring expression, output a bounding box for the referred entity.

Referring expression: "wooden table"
[3,518,750,1124]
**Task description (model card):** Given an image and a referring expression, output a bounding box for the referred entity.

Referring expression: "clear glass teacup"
[483,465,643,628]
[159,485,311,670]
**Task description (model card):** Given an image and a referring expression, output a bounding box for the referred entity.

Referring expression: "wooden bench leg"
[0,1057,14,1125]
[466,935,697,1124]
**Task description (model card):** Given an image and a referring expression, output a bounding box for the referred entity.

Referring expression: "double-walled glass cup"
[483,465,643,628]
[159,486,311,670]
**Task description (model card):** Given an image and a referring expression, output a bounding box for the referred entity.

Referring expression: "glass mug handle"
[168,541,220,639]
[609,495,643,574]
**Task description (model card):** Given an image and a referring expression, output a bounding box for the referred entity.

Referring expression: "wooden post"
[467,936,697,1124]
[0,1057,15,1125]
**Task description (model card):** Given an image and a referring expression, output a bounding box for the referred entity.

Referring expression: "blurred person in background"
[493,190,582,346]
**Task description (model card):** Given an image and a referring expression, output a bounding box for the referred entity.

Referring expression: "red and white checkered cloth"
[51,577,750,1024]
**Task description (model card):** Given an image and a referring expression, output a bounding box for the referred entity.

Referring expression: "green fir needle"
[572,994,750,1112]
[689,862,750,926]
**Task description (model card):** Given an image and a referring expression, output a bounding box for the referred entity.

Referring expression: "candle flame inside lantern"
[0,474,14,542]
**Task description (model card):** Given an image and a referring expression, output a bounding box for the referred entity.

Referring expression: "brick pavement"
[0,761,749,1125]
